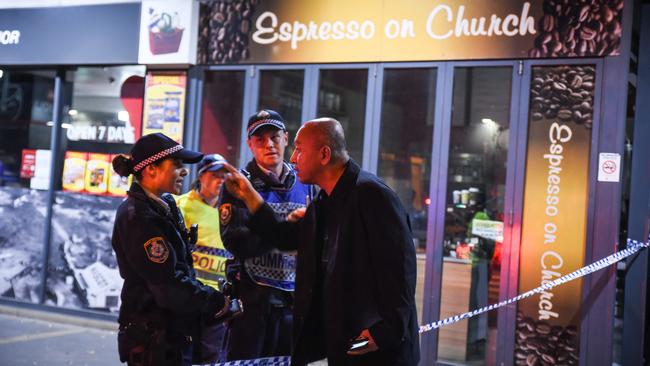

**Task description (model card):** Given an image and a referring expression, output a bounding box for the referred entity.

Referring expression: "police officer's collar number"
[144,237,170,263]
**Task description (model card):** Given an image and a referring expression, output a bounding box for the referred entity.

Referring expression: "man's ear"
[320,145,332,166]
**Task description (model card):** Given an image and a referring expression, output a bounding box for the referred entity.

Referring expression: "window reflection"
[438,67,512,365]
[201,71,245,164]
[258,70,304,159]
[377,67,437,323]
[0,69,55,304]
[317,69,368,163]
[49,66,146,313]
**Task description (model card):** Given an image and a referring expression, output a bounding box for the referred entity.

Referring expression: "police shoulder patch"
[143,237,169,264]
[219,203,232,226]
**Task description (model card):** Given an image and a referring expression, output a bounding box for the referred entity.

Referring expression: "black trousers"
[225,303,293,361]
[121,328,193,366]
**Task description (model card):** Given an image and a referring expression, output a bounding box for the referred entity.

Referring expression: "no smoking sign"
[598,153,621,182]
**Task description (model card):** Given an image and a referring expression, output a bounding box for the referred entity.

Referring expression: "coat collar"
[127,182,169,216]
[317,159,360,204]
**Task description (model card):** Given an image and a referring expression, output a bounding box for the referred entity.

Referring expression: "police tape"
[212,356,291,366]
[418,236,650,334]
[208,237,649,366]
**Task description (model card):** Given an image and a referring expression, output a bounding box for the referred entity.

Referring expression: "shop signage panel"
[0,3,140,65]
[197,0,623,64]
[138,0,200,65]
[516,65,595,364]
[20,149,36,179]
[30,149,51,190]
[142,72,187,143]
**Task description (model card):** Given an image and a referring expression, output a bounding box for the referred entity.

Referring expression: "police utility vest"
[220,161,311,292]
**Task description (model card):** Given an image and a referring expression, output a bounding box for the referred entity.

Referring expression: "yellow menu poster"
[84,154,110,194]
[142,72,186,143]
[62,152,87,192]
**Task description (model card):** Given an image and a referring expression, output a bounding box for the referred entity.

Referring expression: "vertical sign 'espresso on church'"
[195,0,623,64]
[515,65,596,364]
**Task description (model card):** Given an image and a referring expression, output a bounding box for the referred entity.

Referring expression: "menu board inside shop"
[142,72,186,143]
[197,0,623,64]
[84,154,110,195]
[62,151,131,197]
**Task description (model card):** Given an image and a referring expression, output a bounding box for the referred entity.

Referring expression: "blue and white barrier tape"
[206,237,649,366]
[419,236,650,334]
[212,356,291,366]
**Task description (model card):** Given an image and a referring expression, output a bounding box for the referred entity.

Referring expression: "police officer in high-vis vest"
[111,133,232,366]
[175,153,233,363]
[219,109,313,360]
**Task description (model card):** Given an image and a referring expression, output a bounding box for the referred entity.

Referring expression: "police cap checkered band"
[129,133,203,173]
[247,109,286,137]
[133,145,183,172]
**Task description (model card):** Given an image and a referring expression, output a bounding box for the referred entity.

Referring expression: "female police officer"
[111,133,231,366]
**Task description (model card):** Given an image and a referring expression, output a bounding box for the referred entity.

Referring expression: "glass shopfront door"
[196,60,603,366]
[435,66,515,365]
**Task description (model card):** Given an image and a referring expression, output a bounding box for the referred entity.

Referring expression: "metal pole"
[38,70,63,304]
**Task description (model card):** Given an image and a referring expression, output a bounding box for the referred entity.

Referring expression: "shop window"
[200,71,246,165]
[46,66,145,313]
[0,69,55,304]
[317,69,368,163]
[376,67,437,322]
[257,70,304,159]
[438,67,512,365]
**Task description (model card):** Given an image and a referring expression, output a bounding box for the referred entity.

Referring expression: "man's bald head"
[301,118,349,164]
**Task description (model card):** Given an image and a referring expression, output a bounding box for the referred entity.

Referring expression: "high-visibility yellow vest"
[175,190,232,290]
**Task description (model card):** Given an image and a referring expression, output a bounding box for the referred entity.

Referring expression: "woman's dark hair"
[112,155,134,177]
[112,154,164,181]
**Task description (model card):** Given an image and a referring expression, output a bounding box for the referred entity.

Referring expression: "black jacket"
[112,183,225,334]
[246,161,420,366]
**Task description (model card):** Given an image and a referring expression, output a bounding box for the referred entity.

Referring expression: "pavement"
[0,305,328,366]
[0,306,119,366]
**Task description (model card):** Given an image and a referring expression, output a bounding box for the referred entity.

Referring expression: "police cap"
[246,109,286,138]
[112,133,203,177]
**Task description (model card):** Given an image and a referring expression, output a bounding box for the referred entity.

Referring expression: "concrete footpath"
[0,306,119,366]
[0,305,328,366]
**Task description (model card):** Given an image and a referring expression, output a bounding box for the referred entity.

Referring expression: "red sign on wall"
[20,149,36,179]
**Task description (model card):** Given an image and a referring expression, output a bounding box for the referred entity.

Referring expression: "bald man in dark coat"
[222,118,419,366]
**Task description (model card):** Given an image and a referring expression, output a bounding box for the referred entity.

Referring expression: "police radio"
[188,224,198,246]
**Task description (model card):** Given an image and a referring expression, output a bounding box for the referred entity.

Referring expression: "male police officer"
[219,109,312,360]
